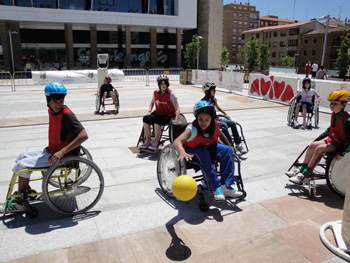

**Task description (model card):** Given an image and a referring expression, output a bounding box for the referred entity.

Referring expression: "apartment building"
[223,2,259,63]
[259,15,295,28]
[242,20,325,68]
[0,0,197,71]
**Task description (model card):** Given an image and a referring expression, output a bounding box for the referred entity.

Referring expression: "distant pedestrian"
[305,61,311,77]
[311,61,318,79]
[316,66,328,80]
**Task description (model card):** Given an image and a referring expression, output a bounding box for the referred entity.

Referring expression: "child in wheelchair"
[201,82,247,154]
[286,89,350,185]
[173,100,243,201]
[139,75,180,151]
[288,77,320,129]
[0,83,88,213]
[99,76,119,113]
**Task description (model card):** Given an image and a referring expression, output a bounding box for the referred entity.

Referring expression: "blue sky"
[223,0,350,22]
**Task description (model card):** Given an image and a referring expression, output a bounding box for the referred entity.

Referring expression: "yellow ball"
[172,175,197,201]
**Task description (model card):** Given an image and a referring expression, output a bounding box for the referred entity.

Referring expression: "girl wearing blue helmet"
[0,83,88,213]
[173,101,243,201]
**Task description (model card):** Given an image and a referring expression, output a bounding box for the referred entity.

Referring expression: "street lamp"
[8,30,18,73]
[318,15,330,67]
[196,35,203,70]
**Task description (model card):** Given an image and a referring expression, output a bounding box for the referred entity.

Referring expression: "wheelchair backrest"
[169,114,188,143]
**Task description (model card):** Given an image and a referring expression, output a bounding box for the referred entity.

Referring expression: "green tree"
[259,44,270,70]
[281,56,294,67]
[246,35,259,72]
[237,47,247,66]
[335,29,350,80]
[184,34,201,69]
[220,47,230,68]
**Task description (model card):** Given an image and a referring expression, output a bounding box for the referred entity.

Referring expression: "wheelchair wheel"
[169,114,187,143]
[95,94,101,113]
[326,155,347,197]
[42,156,104,215]
[113,90,120,111]
[287,100,296,126]
[157,144,186,197]
[47,146,93,188]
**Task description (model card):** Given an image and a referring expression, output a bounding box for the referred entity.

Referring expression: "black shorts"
[143,113,173,126]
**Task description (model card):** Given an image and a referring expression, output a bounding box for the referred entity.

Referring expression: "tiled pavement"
[0,81,348,263]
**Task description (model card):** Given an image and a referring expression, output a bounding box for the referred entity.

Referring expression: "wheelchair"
[157,115,246,212]
[286,145,348,198]
[95,87,120,115]
[287,95,319,129]
[2,146,104,218]
[137,113,187,152]
[216,114,248,154]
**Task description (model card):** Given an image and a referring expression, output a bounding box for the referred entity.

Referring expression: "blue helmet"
[45,83,67,97]
[193,101,215,117]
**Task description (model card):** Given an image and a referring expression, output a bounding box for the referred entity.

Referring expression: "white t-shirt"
[311,63,318,72]
[294,89,320,104]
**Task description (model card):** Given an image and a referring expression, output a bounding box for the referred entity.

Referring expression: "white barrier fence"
[192,70,244,92]
[249,73,350,111]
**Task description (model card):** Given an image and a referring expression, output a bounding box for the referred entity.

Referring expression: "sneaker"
[236,143,247,155]
[289,173,309,185]
[222,185,243,199]
[285,167,300,177]
[301,120,307,130]
[139,138,152,149]
[149,140,158,151]
[0,198,26,213]
[213,187,225,201]
[293,119,299,127]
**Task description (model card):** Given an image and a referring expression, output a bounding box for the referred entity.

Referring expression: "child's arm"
[174,129,194,162]
[148,95,155,113]
[214,98,228,116]
[218,129,231,147]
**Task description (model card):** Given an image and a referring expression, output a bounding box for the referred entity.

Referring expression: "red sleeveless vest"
[153,89,176,117]
[327,111,349,148]
[183,120,219,149]
[46,107,74,154]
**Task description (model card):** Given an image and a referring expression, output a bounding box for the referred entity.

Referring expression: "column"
[150,28,157,68]
[176,28,182,68]
[0,21,11,72]
[125,26,131,68]
[90,25,97,69]
[64,23,74,69]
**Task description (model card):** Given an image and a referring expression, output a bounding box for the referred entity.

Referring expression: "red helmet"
[105,76,112,83]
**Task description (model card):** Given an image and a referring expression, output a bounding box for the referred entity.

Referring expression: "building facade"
[223,2,259,64]
[259,15,295,28]
[243,20,325,68]
[0,0,197,71]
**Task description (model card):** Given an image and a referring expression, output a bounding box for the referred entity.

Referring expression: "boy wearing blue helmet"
[0,83,88,213]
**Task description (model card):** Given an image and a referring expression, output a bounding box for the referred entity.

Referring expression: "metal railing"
[13,71,32,91]
[122,69,147,83]
[0,72,13,91]
[148,68,184,86]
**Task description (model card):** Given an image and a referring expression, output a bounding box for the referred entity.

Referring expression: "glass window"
[157,32,176,45]
[156,48,176,67]
[97,47,125,68]
[21,29,65,43]
[312,50,316,56]
[60,0,86,10]
[1,0,13,5]
[313,38,317,44]
[303,50,307,56]
[272,52,276,57]
[304,39,308,44]
[15,0,32,7]
[281,31,286,37]
[74,47,91,67]
[131,48,150,68]
[22,47,66,70]
[280,41,286,47]
[273,32,277,37]
[33,0,57,8]
[73,30,90,44]
[131,32,150,44]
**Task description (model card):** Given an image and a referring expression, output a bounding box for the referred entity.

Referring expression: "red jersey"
[326,111,349,148]
[305,64,311,73]
[183,120,219,149]
[153,89,176,117]
[46,107,74,156]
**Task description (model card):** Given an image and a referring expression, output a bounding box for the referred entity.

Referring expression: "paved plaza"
[0,80,347,262]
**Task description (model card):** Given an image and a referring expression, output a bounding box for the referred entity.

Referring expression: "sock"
[301,165,311,176]
[298,163,308,173]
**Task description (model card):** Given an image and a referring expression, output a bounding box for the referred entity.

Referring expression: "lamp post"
[8,30,18,73]
[196,35,203,70]
[318,15,330,67]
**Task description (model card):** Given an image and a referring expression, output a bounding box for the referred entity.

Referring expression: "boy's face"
[330,101,345,113]
[49,98,64,113]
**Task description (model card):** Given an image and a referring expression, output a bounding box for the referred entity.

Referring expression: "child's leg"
[302,105,307,121]
[294,105,300,120]
[153,124,162,142]
[102,91,107,106]
[215,144,235,185]
[306,142,336,171]
[185,147,221,191]
[109,91,116,104]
